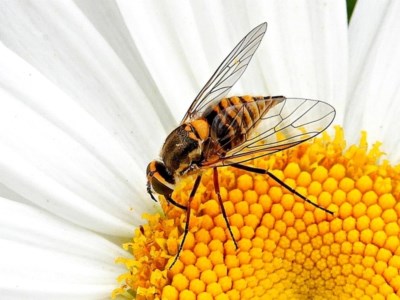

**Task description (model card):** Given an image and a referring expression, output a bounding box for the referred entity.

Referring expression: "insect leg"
[231,163,334,215]
[147,182,186,210]
[146,181,157,202]
[169,174,202,269]
[213,168,238,250]
[165,195,187,210]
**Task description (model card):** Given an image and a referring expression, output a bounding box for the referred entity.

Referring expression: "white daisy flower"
[0,1,399,299]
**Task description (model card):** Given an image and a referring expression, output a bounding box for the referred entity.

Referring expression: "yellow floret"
[254,179,268,195]
[206,282,223,296]
[183,264,200,281]
[363,190,378,206]
[339,177,355,192]
[197,291,213,300]
[245,211,261,228]
[235,201,249,217]
[244,190,258,204]
[323,177,338,193]
[189,278,205,294]
[200,214,214,230]
[179,289,195,300]
[284,162,301,179]
[194,242,210,258]
[162,285,179,300]
[240,225,255,239]
[297,171,312,187]
[215,293,229,300]
[200,270,218,284]
[378,193,396,209]
[214,264,228,278]
[209,250,224,265]
[228,267,243,281]
[229,188,243,203]
[237,174,253,191]
[196,257,213,271]
[329,164,346,180]
[180,249,196,266]
[202,199,220,217]
[225,255,240,268]
[219,276,233,292]
[172,273,189,291]
[269,186,283,203]
[356,175,373,192]
[195,228,211,244]
[115,126,400,300]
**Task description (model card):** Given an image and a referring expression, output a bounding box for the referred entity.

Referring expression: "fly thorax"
[161,122,206,176]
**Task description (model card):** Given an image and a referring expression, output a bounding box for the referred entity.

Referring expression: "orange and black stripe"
[202,95,283,152]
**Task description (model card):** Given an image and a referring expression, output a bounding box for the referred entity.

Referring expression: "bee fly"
[146,22,336,268]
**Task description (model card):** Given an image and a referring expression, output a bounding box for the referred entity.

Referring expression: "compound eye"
[147,160,175,197]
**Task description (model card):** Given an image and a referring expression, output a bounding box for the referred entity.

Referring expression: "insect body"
[146,23,336,268]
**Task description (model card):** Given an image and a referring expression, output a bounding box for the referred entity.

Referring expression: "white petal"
[119,0,347,124]
[117,0,218,122]
[245,0,348,124]
[0,44,156,237]
[0,198,126,300]
[0,1,166,159]
[73,0,177,132]
[347,0,400,161]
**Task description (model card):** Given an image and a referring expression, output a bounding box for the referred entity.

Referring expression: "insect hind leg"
[213,167,238,250]
[231,163,334,215]
[169,174,202,269]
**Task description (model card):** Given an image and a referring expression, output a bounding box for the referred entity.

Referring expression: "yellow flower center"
[113,126,400,300]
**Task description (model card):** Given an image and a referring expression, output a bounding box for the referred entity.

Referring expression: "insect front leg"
[213,167,238,250]
[169,174,202,269]
[147,181,186,210]
[147,181,158,202]
[165,195,187,210]
[231,163,334,215]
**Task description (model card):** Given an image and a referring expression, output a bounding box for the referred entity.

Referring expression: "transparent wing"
[181,22,267,124]
[201,98,336,167]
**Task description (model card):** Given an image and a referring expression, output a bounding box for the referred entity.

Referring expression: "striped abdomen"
[202,95,283,153]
